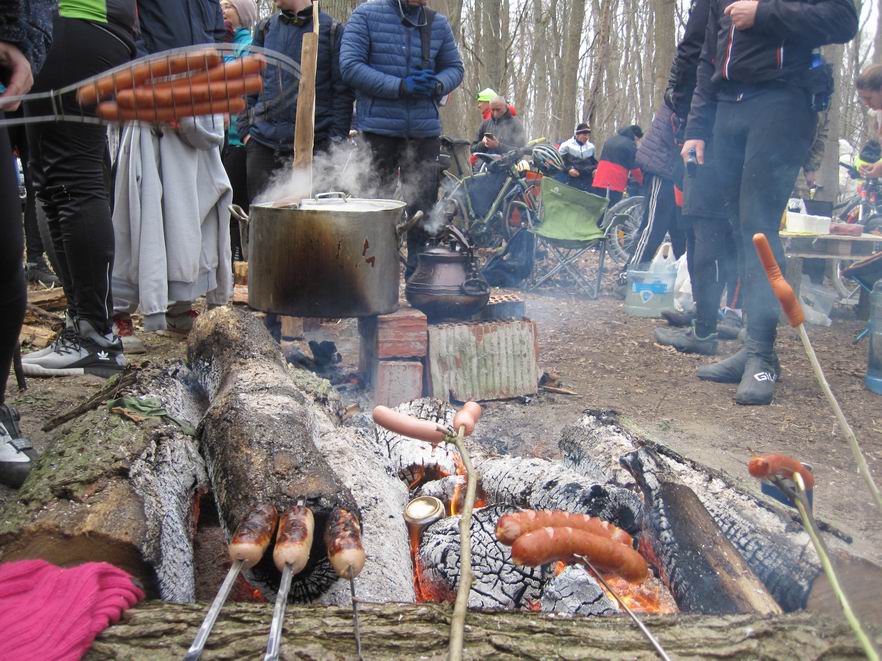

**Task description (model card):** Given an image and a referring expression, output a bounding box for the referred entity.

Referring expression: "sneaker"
[661,309,695,328]
[22,319,126,378]
[736,352,779,406]
[654,324,718,355]
[113,315,146,354]
[25,262,60,288]
[22,314,76,362]
[0,404,37,488]
[166,308,199,334]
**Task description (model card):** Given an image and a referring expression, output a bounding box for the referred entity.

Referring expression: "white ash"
[540,565,618,616]
[558,409,641,489]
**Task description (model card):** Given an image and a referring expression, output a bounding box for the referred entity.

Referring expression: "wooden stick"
[290,1,320,198]
[41,367,137,432]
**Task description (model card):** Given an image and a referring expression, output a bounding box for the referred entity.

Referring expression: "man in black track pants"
[682,0,857,405]
[0,0,54,488]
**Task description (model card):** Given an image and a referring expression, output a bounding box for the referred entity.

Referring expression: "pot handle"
[314,191,349,200]
[461,277,490,296]
[229,204,249,225]
[396,210,424,240]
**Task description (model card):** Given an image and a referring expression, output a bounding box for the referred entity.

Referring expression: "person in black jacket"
[591,125,643,204]
[682,0,857,405]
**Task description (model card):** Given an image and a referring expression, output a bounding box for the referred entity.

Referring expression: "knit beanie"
[228,0,259,28]
[0,559,144,661]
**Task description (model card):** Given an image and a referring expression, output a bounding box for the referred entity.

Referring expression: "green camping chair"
[528,178,611,298]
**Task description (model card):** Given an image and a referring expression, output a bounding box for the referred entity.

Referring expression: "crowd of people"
[0,0,868,490]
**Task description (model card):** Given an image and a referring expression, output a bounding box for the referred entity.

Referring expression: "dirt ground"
[4,283,882,569]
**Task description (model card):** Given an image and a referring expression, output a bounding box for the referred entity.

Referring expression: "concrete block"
[427,319,539,401]
[373,360,424,407]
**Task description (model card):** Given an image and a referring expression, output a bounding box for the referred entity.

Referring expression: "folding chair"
[527,177,610,298]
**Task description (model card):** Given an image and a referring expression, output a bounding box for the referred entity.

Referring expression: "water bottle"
[866,280,882,394]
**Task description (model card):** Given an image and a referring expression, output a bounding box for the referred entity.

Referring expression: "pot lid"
[259,197,406,213]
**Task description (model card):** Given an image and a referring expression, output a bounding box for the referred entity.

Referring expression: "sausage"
[77,49,222,106]
[273,505,315,574]
[115,75,263,110]
[96,97,246,123]
[510,527,648,582]
[372,405,446,445]
[324,507,366,579]
[147,56,266,94]
[229,503,279,568]
[753,233,804,327]
[452,401,482,436]
[496,510,633,547]
[748,454,815,490]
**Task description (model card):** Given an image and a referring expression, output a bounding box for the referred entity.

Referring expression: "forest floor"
[4,279,882,571]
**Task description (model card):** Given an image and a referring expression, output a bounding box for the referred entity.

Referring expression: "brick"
[373,360,424,408]
[280,316,304,340]
[471,293,526,321]
[427,319,539,401]
[233,261,249,286]
[359,306,428,382]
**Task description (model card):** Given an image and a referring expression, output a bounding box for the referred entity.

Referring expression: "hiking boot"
[661,308,695,327]
[0,404,37,488]
[717,309,743,341]
[166,307,199,334]
[655,324,718,355]
[25,261,60,288]
[22,318,125,378]
[113,315,146,354]
[736,347,779,406]
[697,342,780,384]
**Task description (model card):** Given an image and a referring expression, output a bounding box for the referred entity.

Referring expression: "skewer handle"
[184,558,244,661]
[753,233,805,327]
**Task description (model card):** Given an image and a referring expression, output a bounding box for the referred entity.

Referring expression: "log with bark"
[0,366,207,602]
[87,602,877,660]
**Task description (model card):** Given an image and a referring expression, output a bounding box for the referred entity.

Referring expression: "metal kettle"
[405,225,490,321]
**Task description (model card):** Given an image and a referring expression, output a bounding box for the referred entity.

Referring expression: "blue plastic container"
[866,281,882,394]
[624,268,676,318]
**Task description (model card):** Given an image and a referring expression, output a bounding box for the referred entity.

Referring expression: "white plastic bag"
[673,254,692,312]
[649,242,677,273]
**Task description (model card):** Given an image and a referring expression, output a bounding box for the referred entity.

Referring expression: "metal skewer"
[573,554,672,661]
[348,566,364,660]
[184,558,245,660]
[264,563,295,661]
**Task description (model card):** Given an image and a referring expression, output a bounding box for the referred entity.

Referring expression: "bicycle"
[834,161,882,230]
[601,195,645,265]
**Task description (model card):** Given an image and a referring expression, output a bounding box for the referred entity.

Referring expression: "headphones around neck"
[279,10,308,26]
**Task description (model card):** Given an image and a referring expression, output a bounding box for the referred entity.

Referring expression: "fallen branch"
[42,367,138,432]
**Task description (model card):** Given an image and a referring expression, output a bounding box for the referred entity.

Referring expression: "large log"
[622,446,781,615]
[87,602,875,660]
[187,308,363,602]
[0,367,207,602]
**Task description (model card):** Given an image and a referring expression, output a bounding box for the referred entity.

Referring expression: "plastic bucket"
[624,268,676,318]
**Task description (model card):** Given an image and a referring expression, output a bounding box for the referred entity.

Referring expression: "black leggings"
[690,218,739,337]
[0,122,26,404]
[25,17,132,335]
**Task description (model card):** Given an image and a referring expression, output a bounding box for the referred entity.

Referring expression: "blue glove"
[400,69,434,97]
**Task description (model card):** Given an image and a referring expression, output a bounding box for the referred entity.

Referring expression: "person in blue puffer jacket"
[340,0,464,277]
[240,0,354,203]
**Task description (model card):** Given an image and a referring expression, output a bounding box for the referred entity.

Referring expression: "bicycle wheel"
[603,196,644,265]
[828,259,861,303]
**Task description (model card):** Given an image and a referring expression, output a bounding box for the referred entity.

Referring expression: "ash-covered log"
[539,565,618,615]
[188,307,361,602]
[0,366,207,602]
[560,409,841,612]
[622,446,781,615]
[419,506,545,609]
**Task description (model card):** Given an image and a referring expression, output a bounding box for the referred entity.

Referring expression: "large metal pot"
[237,194,408,317]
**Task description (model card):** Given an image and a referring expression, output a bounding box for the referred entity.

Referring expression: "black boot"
[654,324,718,355]
[736,341,780,406]
[661,308,695,328]
[697,341,780,384]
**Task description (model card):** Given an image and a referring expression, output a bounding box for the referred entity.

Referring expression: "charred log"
[560,410,837,612]
[187,307,360,602]
[88,602,877,660]
[539,565,618,615]
[419,505,546,609]
[622,447,781,615]
[0,366,207,602]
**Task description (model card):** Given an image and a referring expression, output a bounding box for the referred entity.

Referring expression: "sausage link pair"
[748,454,815,490]
[273,505,315,574]
[511,526,648,583]
[496,510,633,547]
[229,503,279,568]
[96,98,246,123]
[324,508,366,578]
[115,75,263,110]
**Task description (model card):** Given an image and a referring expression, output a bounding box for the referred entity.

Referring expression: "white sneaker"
[0,405,36,488]
[22,314,77,363]
[22,319,126,378]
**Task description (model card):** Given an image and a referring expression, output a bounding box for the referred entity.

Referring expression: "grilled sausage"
[452,402,482,437]
[748,454,815,490]
[496,510,633,547]
[114,75,263,109]
[229,503,279,568]
[510,526,648,582]
[372,406,446,445]
[324,508,366,578]
[96,97,246,123]
[77,49,222,106]
[273,505,314,574]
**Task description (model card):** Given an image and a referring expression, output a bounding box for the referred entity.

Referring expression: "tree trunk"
[819,44,845,204]
[653,0,676,104]
[586,0,615,142]
[87,602,874,660]
[480,1,505,93]
[559,0,587,137]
